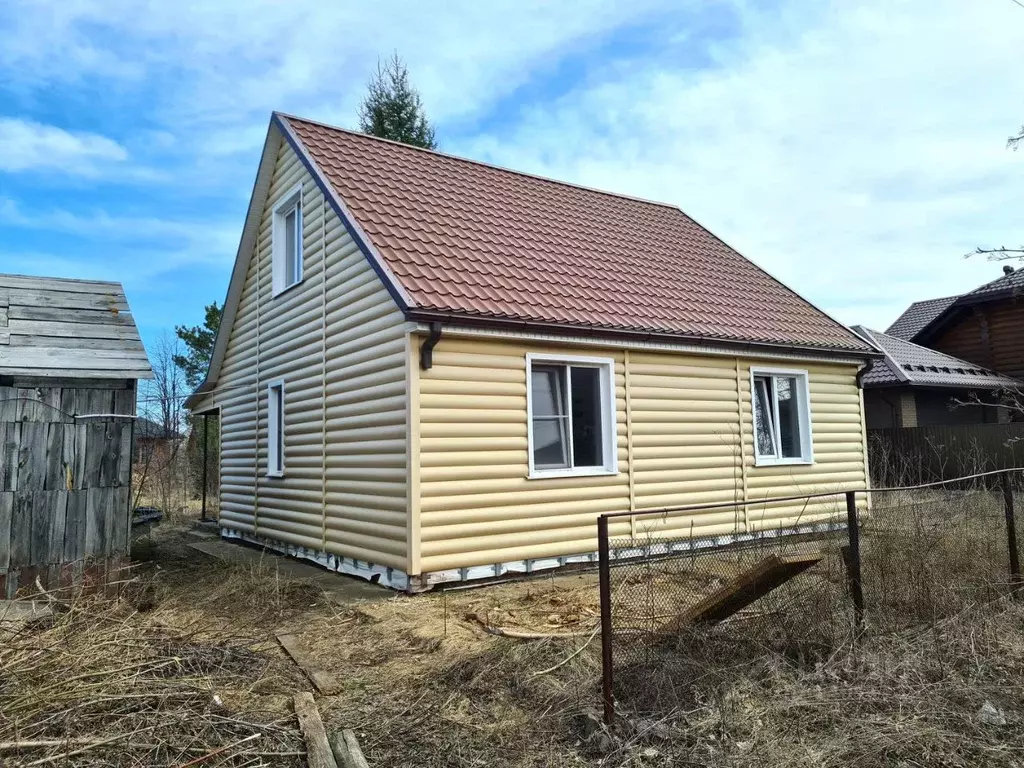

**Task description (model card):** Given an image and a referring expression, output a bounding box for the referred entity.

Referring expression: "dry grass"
[3,489,1024,766]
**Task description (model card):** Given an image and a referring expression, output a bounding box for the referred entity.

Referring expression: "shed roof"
[282,114,871,354]
[0,274,153,380]
[851,326,1019,389]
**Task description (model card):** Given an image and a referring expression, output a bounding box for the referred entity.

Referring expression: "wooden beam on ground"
[293,692,338,768]
[662,552,824,633]
[277,632,342,695]
[329,730,369,768]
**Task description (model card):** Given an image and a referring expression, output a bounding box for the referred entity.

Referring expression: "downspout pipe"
[420,322,442,370]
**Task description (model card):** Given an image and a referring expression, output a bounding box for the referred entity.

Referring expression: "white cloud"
[453,0,1024,330]
[0,118,128,175]
[2,0,1024,334]
[0,198,239,273]
[0,0,681,140]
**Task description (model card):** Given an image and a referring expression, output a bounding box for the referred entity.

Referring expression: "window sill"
[272,279,303,299]
[753,457,814,468]
[528,467,619,480]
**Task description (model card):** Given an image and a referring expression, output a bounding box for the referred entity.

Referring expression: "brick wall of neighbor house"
[930,299,1024,379]
[190,137,410,570]
[411,334,868,575]
[899,391,918,428]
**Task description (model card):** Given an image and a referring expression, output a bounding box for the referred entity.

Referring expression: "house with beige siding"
[186,112,878,590]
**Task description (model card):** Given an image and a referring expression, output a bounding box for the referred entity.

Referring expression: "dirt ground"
[5,507,1024,767]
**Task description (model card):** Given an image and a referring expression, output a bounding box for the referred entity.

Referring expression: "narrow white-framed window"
[526,354,618,479]
[271,183,303,296]
[267,381,285,477]
[750,367,813,466]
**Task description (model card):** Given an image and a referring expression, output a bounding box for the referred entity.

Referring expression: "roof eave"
[407,309,881,361]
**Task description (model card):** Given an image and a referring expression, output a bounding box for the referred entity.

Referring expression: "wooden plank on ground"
[277,633,342,695]
[329,730,370,768]
[293,692,338,768]
[662,553,824,633]
[0,600,52,626]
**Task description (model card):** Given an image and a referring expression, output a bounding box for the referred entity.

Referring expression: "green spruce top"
[358,53,437,150]
[174,301,222,389]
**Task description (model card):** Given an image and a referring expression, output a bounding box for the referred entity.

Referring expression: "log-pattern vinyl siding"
[415,336,866,573]
[195,137,409,569]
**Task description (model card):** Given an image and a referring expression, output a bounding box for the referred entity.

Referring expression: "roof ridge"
[276,111,681,211]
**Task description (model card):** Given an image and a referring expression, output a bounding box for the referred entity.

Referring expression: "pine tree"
[173,301,222,389]
[358,53,437,150]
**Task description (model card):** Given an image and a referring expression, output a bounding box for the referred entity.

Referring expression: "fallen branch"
[175,733,261,767]
[466,612,596,639]
[528,622,602,678]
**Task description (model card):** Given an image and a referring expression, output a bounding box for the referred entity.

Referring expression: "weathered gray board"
[0,383,135,597]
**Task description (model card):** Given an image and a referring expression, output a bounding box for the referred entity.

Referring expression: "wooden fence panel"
[868,423,1024,487]
[0,383,134,595]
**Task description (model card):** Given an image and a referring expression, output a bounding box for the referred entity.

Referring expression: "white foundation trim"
[221,517,844,592]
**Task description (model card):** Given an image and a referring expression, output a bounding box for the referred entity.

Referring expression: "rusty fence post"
[845,490,865,632]
[597,515,615,726]
[1002,473,1021,588]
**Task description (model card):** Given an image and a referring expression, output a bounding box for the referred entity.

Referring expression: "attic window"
[751,368,813,466]
[272,184,303,296]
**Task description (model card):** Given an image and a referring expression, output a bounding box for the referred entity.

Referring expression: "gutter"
[406,309,881,362]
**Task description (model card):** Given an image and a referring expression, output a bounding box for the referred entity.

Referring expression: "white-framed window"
[271,183,303,296]
[750,367,813,466]
[267,381,285,477]
[526,353,618,479]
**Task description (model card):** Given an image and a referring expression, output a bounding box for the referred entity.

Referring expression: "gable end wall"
[198,136,411,570]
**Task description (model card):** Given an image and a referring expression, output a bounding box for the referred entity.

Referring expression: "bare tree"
[134,334,190,516]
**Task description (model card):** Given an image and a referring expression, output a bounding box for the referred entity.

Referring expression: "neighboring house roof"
[959,266,1024,303]
[885,295,959,339]
[134,417,183,440]
[284,115,870,354]
[0,274,153,380]
[886,268,1024,342]
[851,326,1020,389]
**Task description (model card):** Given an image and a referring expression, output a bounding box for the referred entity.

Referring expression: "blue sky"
[2,0,1024,356]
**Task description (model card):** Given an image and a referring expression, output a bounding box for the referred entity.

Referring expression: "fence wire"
[601,475,1021,720]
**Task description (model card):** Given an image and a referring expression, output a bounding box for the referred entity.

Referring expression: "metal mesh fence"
[599,474,1022,722]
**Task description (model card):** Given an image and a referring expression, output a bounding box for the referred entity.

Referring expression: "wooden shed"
[0,274,152,597]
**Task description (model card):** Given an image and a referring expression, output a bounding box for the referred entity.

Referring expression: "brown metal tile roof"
[852,326,1019,389]
[284,114,871,353]
[885,295,959,340]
